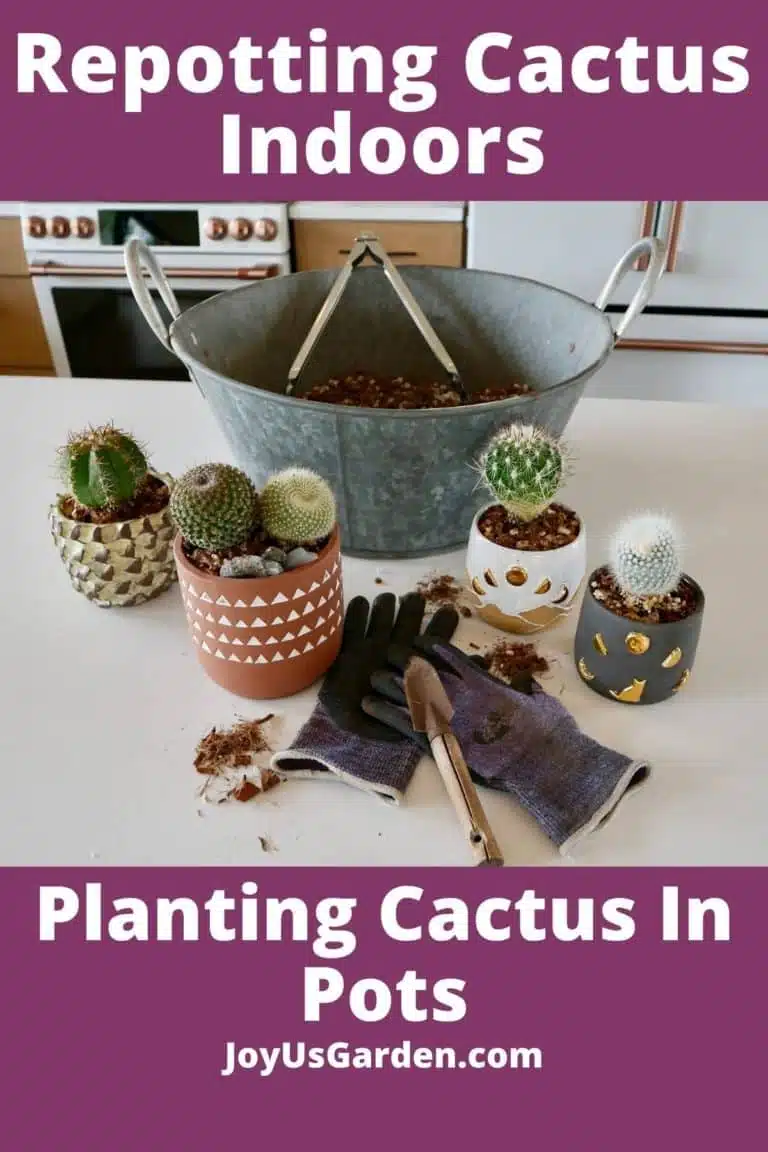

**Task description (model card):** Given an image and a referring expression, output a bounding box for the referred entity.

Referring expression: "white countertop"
[2,377,766,867]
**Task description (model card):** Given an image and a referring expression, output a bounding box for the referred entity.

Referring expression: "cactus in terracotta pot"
[49,424,175,607]
[171,462,343,701]
[260,468,337,545]
[169,463,259,551]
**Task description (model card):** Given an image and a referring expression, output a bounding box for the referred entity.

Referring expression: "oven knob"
[205,217,227,240]
[229,217,253,241]
[254,217,278,241]
[25,216,47,239]
[72,216,95,239]
[48,216,71,239]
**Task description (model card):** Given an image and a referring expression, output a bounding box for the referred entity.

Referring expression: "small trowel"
[404,656,504,867]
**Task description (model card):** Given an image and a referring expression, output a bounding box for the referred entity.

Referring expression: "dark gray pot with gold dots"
[574,513,704,705]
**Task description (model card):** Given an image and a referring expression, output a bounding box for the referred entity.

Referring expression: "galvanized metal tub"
[125,235,665,558]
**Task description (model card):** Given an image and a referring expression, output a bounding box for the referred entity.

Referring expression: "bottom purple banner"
[0,868,763,1148]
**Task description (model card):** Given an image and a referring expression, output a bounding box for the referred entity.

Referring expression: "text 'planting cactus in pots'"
[610,514,682,604]
[169,463,259,551]
[260,468,337,546]
[50,424,175,607]
[479,424,565,521]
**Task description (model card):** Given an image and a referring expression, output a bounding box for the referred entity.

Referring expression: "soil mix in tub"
[303,373,532,410]
[589,566,700,624]
[478,502,581,550]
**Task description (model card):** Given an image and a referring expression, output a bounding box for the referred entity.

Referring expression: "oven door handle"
[29,261,280,280]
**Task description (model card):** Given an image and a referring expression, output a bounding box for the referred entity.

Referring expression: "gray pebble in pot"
[286,547,318,569]
[220,555,267,579]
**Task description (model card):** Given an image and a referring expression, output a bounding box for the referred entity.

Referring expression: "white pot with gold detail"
[466,503,587,634]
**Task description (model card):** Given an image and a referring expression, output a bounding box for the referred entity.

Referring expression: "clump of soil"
[183,530,329,577]
[478,503,580,551]
[416,573,461,607]
[194,715,281,804]
[485,639,550,683]
[303,373,532,410]
[60,474,169,524]
[590,566,700,624]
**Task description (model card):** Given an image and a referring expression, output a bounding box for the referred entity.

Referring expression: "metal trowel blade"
[403,656,455,742]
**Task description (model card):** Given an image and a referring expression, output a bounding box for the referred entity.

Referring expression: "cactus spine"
[479,424,564,521]
[610,513,682,600]
[170,463,259,551]
[59,424,148,510]
[260,468,336,545]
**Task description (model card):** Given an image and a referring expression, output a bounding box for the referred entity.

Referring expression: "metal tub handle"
[124,238,182,353]
[287,233,467,398]
[595,236,666,340]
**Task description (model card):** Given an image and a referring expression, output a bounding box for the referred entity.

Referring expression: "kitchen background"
[1,200,766,405]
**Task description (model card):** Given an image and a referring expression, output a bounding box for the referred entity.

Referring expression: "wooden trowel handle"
[430,733,504,867]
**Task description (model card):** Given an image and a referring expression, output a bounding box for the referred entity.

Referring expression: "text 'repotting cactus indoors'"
[169,463,260,551]
[479,424,565,521]
[58,424,149,511]
[260,468,337,545]
[610,513,683,602]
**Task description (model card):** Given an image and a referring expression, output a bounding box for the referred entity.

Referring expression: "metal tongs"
[286,233,467,399]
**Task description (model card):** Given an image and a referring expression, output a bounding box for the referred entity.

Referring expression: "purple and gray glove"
[363,641,651,854]
[270,592,459,803]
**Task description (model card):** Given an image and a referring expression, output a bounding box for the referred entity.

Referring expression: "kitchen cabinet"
[467,201,768,361]
[293,219,464,271]
[0,217,54,374]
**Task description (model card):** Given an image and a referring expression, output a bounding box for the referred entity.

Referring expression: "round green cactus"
[479,424,564,521]
[260,468,336,545]
[170,463,259,551]
[610,513,682,599]
[59,424,148,510]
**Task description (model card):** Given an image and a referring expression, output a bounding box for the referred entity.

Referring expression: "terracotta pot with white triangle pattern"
[173,528,343,699]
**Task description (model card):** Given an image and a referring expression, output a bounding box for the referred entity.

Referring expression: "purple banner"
[0,867,764,1148]
[0,0,766,198]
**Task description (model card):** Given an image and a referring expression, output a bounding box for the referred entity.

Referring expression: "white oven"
[20,203,292,379]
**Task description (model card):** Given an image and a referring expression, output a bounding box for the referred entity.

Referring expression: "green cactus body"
[480,424,563,522]
[170,463,259,551]
[610,514,682,599]
[60,425,148,510]
[260,468,336,545]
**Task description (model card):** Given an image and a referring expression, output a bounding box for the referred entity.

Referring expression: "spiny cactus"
[610,513,682,599]
[58,424,148,510]
[170,463,259,551]
[260,468,336,545]
[479,424,564,521]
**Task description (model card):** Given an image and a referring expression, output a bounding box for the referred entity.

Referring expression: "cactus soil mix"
[58,474,169,524]
[590,566,700,624]
[182,529,329,576]
[303,373,532,410]
[478,503,581,550]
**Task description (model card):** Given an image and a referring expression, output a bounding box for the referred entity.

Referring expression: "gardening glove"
[363,641,650,854]
[270,593,459,803]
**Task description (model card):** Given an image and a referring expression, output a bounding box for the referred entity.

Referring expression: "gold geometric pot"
[49,472,177,608]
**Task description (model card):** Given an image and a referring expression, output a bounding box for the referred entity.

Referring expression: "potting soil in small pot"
[49,425,176,608]
[574,515,705,705]
[171,463,343,700]
[465,424,586,634]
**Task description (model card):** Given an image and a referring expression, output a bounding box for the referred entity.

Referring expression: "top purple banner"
[0,0,765,198]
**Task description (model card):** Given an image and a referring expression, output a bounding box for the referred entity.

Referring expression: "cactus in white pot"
[466,423,586,635]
